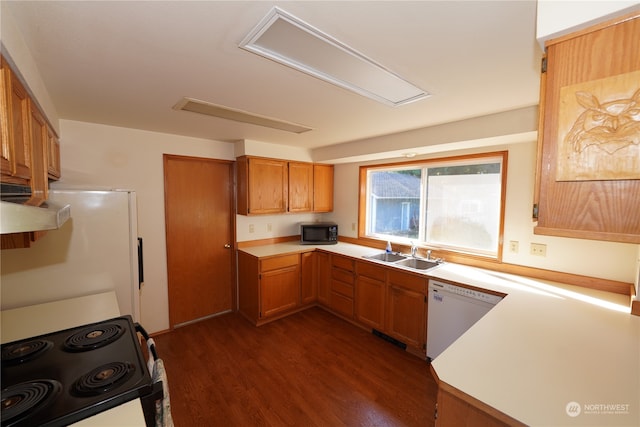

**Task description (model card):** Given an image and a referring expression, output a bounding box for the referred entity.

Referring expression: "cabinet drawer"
[261,254,299,272]
[331,279,354,298]
[330,292,354,318]
[332,255,354,271]
[387,269,426,294]
[332,268,354,285]
[357,261,387,280]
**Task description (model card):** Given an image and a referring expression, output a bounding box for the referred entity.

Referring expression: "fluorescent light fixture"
[240,7,430,107]
[173,97,313,134]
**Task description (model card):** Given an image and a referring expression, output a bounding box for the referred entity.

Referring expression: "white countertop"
[240,242,640,426]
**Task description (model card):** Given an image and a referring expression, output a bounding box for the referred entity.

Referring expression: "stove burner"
[72,361,135,396]
[63,323,124,352]
[1,380,61,425]
[1,340,53,365]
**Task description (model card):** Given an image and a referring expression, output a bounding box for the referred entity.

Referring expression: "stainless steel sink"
[395,257,440,270]
[364,252,407,263]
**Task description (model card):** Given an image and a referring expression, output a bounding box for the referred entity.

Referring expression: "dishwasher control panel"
[429,280,503,305]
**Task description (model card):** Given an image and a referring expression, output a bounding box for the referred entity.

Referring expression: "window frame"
[358,151,508,262]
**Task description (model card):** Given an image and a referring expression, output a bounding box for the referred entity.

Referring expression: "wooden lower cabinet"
[329,254,355,319]
[239,249,428,358]
[300,251,317,305]
[316,251,331,305]
[386,270,427,353]
[355,261,386,330]
[435,379,526,427]
[238,251,303,325]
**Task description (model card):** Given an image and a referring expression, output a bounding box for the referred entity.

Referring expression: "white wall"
[54,120,234,333]
[329,138,639,284]
[536,0,640,46]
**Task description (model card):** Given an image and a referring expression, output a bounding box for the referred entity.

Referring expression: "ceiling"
[3,1,543,151]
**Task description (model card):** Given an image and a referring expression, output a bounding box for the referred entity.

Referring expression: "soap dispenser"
[385,241,392,253]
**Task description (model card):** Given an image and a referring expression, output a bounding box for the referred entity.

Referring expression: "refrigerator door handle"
[138,237,144,288]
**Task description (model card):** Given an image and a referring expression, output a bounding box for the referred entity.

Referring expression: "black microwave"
[300,222,338,245]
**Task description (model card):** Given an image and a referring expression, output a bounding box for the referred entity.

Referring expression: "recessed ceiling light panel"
[173,97,313,134]
[240,7,430,107]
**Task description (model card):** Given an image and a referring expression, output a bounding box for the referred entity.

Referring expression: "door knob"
[224,244,231,249]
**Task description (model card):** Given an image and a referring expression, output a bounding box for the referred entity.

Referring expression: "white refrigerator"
[0,189,142,321]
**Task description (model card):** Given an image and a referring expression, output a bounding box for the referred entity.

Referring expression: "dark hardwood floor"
[152,307,437,426]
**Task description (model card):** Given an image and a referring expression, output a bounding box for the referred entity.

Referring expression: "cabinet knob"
[224,244,231,249]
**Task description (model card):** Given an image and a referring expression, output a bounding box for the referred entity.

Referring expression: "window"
[362,152,507,259]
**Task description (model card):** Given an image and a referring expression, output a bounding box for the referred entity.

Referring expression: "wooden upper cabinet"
[313,164,334,212]
[237,156,334,215]
[1,57,31,184]
[535,12,640,243]
[288,161,313,212]
[237,156,288,215]
[47,125,61,180]
[28,100,49,204]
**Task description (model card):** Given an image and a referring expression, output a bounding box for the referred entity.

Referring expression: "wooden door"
[164,155,235,327]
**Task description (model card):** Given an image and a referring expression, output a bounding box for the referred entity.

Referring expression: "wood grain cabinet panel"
[386,270,427,351]
[313,164,334,212]
[355,261,386,331]
[300,251,318,305]
[329,254,355,319]
[288,161,313,212]
[237,156,288,215]
[46,125,61,180]
[238,252,303,325]
[237,156,333,215]
[316,251,331,305]
[1,56,31,183]
[535,13,640,243]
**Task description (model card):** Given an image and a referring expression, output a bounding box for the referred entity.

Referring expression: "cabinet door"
[316,251,331,305]
[1,60,31,182]
[28,100,48,204]
[535,13,640,243]
[0,62,11,175]
[288,161,313,212]
[356,275,386,330]
[313,164,334,212]
[355,261,386,330]
[387,285,426,349]
[300,251,317,305]
[47,125,61,180]
[260,264,300,318]
[245,157,288,214]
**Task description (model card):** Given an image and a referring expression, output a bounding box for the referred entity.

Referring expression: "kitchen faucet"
[410,242,418,257]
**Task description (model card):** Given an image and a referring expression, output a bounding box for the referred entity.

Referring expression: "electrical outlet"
[509,240,519,253]
[267,223,272,232]
[530,243,547,257]
[249,224,255,233]
[352,222,356,231]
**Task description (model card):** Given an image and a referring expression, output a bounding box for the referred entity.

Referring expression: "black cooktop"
[1,315,157,427]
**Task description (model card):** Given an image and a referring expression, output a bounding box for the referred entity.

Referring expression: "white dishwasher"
[427,279,503,361]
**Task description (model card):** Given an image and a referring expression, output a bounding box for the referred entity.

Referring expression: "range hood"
[0,199,71,234]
